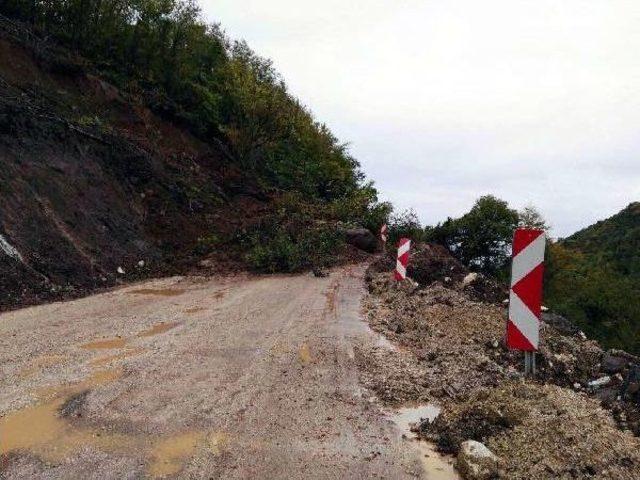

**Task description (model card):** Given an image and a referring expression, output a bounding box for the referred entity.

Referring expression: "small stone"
[137,260,145,268]
[462,272,479,287]
[117,267,125,274]
[588,376,611,389]
[456,440,499,480]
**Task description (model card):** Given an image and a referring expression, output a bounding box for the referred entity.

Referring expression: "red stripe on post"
[506,228,545,351]
[512,229,544,257]
[394,238,411,281]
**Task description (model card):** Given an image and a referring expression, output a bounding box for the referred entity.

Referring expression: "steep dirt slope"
[0,19,253,310]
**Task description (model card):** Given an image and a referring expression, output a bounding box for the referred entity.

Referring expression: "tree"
[519,204,549,231]
[387,209,423,246]
[427,195,519,275]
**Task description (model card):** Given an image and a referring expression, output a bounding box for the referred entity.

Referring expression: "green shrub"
[243,220,344,273]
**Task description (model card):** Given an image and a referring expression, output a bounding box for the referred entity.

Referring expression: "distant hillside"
[545,202,640,354]
[564,202,640,278]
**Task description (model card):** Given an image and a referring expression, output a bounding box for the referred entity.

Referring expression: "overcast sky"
[201,1,640,237]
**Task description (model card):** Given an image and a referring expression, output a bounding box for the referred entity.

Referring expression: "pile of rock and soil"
[359,243,640,479]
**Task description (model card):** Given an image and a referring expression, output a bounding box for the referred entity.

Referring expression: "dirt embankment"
[357,244,640,479]
[0,19,270,311]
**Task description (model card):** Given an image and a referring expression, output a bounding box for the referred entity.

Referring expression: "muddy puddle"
[1,369,129,462]
[137,322,181,338]
[299,342,312,364]
[1,367,221,478]
[81,337,128,350]
[90,347,145,366]
[387,405,460,480]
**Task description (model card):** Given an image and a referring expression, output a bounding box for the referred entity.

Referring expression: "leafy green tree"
[519,204,549,231]
[426,195,519,275]
[388,209,423,246]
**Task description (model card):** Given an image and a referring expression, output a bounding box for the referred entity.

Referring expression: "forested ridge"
[2,0,370,201]
[545,202,640,354]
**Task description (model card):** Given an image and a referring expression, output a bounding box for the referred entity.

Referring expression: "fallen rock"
[541,312,579,336]
[462,272,479,287]
[622,365,640,401]
[407,243,467,285]
[602,352,628,374]
[588,376,611,389]
[344,228,378,253]
[456,440,499,480]
[458,270,506,304]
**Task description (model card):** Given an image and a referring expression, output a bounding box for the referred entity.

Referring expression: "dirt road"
[0,265,433,479]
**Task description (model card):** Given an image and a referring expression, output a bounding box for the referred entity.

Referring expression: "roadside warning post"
[506,228,546,375]
[380,224,388,246]
[394,238,411,281]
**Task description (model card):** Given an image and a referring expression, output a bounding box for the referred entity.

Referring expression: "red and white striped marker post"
[380,224,388,246]
[507,228,546,375]
[394,238,411,281]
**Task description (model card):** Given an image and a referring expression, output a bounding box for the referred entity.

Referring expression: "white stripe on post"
[395,238,411,281]
[506,229,546,351]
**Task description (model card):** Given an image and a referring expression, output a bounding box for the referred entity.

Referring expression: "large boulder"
[456,440,499,480]
[344,228,378,253]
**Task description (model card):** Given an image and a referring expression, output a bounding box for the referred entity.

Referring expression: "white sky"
[201,0,640,237]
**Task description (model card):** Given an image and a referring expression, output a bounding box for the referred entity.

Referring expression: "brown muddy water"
[137,322,181,338]
[80,337,128,349]
[388,405,460,479]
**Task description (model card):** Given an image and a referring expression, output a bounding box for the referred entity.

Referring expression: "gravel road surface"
[0,265,432,479]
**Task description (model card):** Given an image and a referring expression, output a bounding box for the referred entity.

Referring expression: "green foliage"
[0,0,386,274]
[563,202,640,278]
[519,205,549,231]
[426,195,519,275]
[387,209,424,247]
[242,216,345,273]
[1,0,371,205]
[545,203,640,354]
[240,191,388,273]
[545,242,640,354]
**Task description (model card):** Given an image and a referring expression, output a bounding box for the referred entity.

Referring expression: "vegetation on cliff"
[0,0,390,279]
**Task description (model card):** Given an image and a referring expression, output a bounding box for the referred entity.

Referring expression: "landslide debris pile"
[421,383,640,479]
[361,243,640,479]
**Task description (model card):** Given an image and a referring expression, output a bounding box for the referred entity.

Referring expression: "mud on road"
[0,265,448,479]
